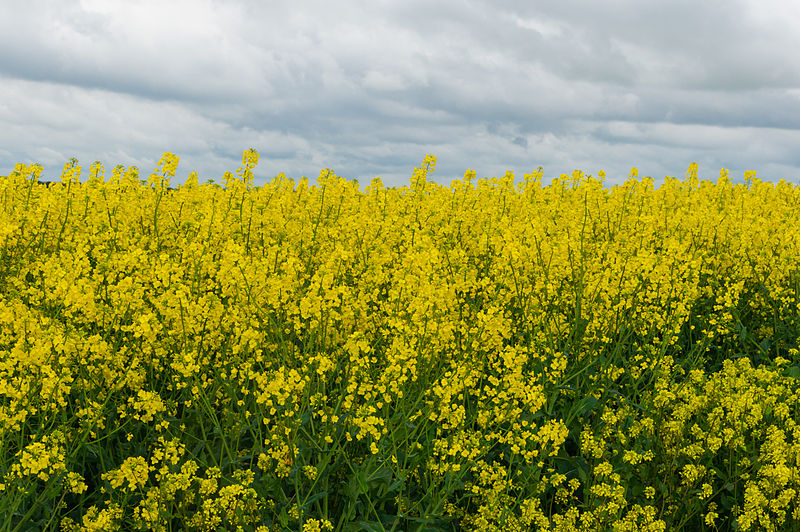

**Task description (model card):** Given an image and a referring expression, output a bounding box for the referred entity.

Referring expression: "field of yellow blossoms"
[1,149,799,531]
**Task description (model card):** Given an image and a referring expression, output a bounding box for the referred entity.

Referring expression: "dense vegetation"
[1,151,798,531]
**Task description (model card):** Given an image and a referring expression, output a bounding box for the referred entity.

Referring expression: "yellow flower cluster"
[1,152,799,529]
[9,432,68,482]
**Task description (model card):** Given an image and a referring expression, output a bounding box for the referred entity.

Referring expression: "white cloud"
[514,15,563,39]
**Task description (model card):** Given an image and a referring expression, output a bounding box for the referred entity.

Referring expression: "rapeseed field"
[0,149,798,531]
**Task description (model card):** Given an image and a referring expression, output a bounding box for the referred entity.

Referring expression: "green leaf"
[386,477,405,493]
[403,515,453,528]
[343,520,383,532]
[300,491,328,510]
[347,470,368,499]
[575,395,599,418]
[278,506,289,527]
[367,466,393,488]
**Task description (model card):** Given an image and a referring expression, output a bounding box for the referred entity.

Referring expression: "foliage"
[0,152,798,531]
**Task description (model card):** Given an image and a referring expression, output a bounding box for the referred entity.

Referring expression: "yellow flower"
[102,456,150,492]
[64,472,88,494]
[303,465,318,481]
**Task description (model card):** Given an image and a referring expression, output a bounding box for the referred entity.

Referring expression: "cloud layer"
[2,0,799,187]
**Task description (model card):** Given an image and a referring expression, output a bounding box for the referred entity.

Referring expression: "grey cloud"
[1,0,799,188]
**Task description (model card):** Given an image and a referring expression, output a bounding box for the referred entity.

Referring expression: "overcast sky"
[2,0,799,189]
